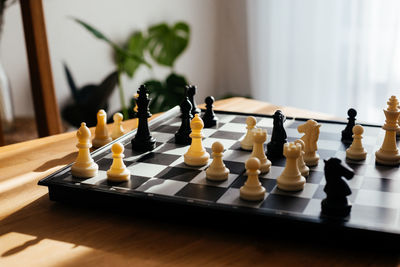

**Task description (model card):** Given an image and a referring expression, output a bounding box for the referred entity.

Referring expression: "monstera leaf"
[144,73,188,113]
[116,31,148,78]
[147,22,190,67]
[74,18,150,75]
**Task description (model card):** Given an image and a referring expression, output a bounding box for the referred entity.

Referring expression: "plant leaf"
[121,31,147,77]
[143,73,188,113]
[147,22,190,67]
[73,18,115,46]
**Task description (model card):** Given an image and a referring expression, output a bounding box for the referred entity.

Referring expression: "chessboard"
[39,106,400,240]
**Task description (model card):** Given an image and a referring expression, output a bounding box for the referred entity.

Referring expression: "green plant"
[74,18,150,119]
[74,19,190,118]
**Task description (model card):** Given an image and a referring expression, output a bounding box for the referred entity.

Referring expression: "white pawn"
[241,116,257,151]
[71,122,98,178]
[376,96,400,165]
[92,109,112,148]
[206,142,230,181]
[184,114,210,166]
[250,128,271,174]
[277,142,306,191]
[111,112,125,140]
[346,125,367,160]
[107,142,130,182]
[240,157,266,201]
[294,139,309,177]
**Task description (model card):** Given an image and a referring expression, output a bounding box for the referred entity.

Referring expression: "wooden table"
[0,98,397,266]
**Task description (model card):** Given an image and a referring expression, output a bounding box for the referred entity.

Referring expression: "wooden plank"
[20,0,62,137]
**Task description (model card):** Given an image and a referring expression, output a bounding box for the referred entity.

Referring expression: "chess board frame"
[38,106,400,241]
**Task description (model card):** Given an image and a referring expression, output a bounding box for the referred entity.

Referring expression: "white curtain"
[247,0,400,123]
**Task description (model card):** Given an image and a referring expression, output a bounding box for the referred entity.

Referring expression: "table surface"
[0,97,398,266]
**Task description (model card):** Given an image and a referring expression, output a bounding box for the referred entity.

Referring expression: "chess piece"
[92,109,112,148]
[240,157,266,201]
[375,96,400,165]
[341,108,357,143]
[294,139,309,177]
[107,142,131,182]
[321,158,354,217]
[277,142,306,191]
[132,85,156,152]
[111,112,125,140]
[184,114,210,166]
[202,96,218,128]
[175,95,193,145]
[346,125,367,160]
[206,141,230,181]
[187,85,201,116]
[298,120,321,166]
[397,103,400,137]
[71,122,98,178]
[250,128,271,174]
[240,116,257,151]
[267,110,287,158]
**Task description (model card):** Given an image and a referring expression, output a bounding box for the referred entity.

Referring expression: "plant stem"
[117,71,128,119]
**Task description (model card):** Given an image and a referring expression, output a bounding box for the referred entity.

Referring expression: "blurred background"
[1,0,400,144]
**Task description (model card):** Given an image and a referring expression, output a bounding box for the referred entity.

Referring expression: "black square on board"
[209,131,244,140]
[230,116,248,124]
[137,152,180,165]
[269,157,286,167]
[307,170,324,184]
[157,142,186,152]
[153,125,179,134]
[101,176,150,190]
[223,161,245,174]
[175,183,228,202]
[155,167,201,182]
[97,158,114,171]
[230,141,242,151]
[261,194,310,213]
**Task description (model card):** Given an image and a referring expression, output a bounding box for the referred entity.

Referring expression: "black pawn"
[266,110,287,158]
[321,158,354,217]
[187,85,201,116]
[175,96,193,145]
[341,108,357,143]
[131,85,156,152]
[202,96,218,128]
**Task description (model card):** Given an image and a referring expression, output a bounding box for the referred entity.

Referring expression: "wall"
[1,0,219,118]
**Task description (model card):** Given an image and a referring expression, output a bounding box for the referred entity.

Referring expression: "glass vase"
[0,61,14,132]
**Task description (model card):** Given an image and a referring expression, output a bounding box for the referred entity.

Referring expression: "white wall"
[1,0,220,117]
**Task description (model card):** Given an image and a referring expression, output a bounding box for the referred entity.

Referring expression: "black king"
[131,85,156,152]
